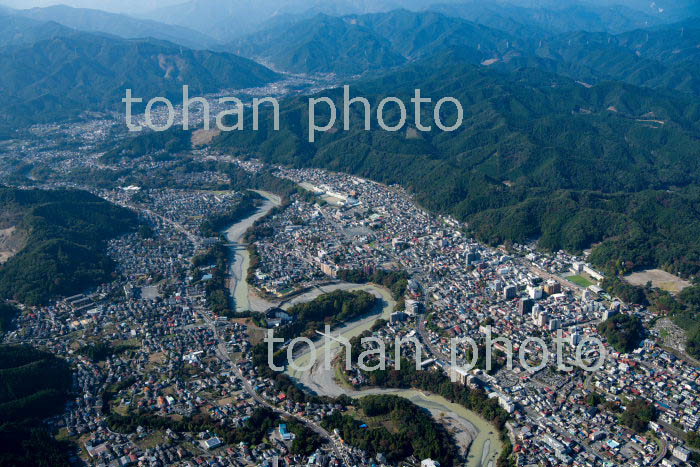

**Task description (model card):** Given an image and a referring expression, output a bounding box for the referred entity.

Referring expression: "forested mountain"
[230,10,521,75]
[145,0,277,41]
[0,302,17,335]
[145,0,699,41]
[496,0,699,22]
[0,188,139,304]
[0,345,73,466]
[0,29,279,127]
[144,0,445,41]
[230,14,406,75]
[16,5,218,49]
[0,12,72,46]
[591,0,700,21]
[429,1,663,35]
[521,19,700,95]
[0,3,698,278]
[232,9,700,98]
[215,61,700,276]
[351,10,520,60]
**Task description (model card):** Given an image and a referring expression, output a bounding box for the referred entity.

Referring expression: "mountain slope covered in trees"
[0,28,278,128]
[0,344,73,466]
[16,5,218,49]
[0,188,139,304]
[429,1,663,35]
[229,13,407,75]
[231,10,700,99]
[520,20,700,96]
[0,12,72,46]
[215,61,700,276]
[229,10,521,75]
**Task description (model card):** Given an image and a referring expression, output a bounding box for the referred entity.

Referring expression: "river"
[223,190,280,312]
[224,190,502,466]
[285,285,502,467]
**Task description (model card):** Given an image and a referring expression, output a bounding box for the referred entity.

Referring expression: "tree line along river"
[224,190,502,467]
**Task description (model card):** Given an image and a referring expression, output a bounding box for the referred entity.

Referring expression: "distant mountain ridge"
[230,9,700,98]
[479,0,699,21]
[428,1,663,35]
[214,60,700,276]
[0,26,279,128]
[0,12,72,46]
[229,13,408,75]
[15,4,218,49]
[143,0,699,42]
[523,20,700,95]
[229,10,522,75]
[351,10,522,60]
[145,0,424,42]
[0,2,697,132]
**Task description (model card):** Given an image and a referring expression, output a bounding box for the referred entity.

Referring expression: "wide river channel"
[224,190,502,467]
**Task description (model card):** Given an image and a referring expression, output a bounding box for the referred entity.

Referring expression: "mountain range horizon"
[2,1,700,466]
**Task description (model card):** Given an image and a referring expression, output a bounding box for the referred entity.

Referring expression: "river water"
[223,190,280,312]
[285,286,502,467]
[224,190,501,466]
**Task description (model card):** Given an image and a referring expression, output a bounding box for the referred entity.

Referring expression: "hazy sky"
[0,0,686,16]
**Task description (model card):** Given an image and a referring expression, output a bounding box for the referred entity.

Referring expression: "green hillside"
[16,5,218,50]
[0,13,72,46]
[322,394,457,466]
[215,62,700,276]
[0,188,139,304]
[0,344,73,466]
[429,2,664,35]
[351,9,522,60]
[230,13,406,75]
[522,21,700,95]
[230,10,519,75]
[232,11,700,99]
[0,29,279,128]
